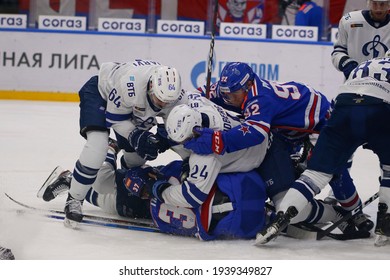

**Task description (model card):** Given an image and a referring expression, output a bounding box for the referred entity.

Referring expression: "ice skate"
[374,203,390,247]
[0,246,15,260]
[255,206,298,245]
[37,166,72,202]
[351,211,374,232]
[64,193,83,229]
[333,206,356,234]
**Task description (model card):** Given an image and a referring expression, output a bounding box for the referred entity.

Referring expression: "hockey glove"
[124,166,169,200]
[340,58,358,79]
[128,128,159,161]
[154,124,174,153]
[183,127,225,155]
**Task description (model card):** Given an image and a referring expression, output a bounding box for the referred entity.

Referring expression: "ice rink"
[0,100,389,263]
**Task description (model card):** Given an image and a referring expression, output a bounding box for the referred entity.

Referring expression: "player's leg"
[367,104,390,246]
[38,138,118,202]
[329,168,374,231]
[65,76,109,228]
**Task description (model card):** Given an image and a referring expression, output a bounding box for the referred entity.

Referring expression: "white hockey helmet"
[166,104,202,143]
[385,49,390,58]
[148,66,181,108]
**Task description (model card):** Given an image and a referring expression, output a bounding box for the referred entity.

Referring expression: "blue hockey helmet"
[218,62,255,93]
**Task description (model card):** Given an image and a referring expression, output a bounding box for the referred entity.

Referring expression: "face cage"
[220,83,249,105]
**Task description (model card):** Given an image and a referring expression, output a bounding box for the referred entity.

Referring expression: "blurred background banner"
[0,0,373,101]
[0,30,342,100]
[1,0,369,39]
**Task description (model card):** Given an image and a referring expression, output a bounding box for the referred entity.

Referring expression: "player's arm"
[184,98,270,155]
[159,156,220,208]
[331,15,358,78]
[125,155,220,208]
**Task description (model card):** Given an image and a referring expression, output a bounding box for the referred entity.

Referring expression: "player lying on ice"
[38,103,371,241]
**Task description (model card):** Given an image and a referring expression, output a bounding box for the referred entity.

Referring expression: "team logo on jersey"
[238,124,251,136]
[362,35,388,57]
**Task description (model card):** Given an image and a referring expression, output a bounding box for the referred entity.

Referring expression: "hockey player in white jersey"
[136,96,269,208]
[61,59,182,228]
[331,0,390,79]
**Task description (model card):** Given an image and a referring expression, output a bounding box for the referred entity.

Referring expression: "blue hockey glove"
[128,129,159,160]
[183,127,225,155]
[124,166,170,200]
[123,166,152,198]
[340,58,358,79]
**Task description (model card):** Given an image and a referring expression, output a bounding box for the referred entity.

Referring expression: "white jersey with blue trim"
[161,93,269,208]
[332,10,390,71]
[98,59,184,139]
[338,56,390,102]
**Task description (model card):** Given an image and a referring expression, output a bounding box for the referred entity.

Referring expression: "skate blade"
[254,226,278,246]
[37,166,64,198]
[374,235,389,247]
[64,218,79,229]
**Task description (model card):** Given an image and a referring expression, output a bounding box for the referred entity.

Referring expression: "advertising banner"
[0,30,342,100]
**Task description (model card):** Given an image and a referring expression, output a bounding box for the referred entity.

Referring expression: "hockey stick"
[205,0,219,99]
[42,213,159,233]
[5,193,157,229]
[290,222,370,241]
[316,192,379,240]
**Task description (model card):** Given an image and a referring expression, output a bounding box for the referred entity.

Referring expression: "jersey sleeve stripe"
[182,181,207,208]
[105,111,132,122]
[246,120,270,134]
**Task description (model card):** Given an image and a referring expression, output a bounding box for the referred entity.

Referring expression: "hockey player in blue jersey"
[185,62,373,232]
[256,51,390,246]
[142,160,269,240]
[186,62,330,155]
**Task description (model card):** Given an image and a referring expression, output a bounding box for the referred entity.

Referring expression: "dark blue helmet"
[218,62,255,93]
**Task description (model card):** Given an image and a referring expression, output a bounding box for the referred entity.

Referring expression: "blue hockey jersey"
[202,76,331,153]
[150,161,268,240]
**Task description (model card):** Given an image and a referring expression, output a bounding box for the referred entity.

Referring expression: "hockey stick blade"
[5,193,158,230]
[316,192,379,240]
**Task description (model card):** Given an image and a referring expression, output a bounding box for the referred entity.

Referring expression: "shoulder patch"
[350,23,363,28]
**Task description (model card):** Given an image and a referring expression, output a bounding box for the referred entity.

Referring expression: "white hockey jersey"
[338,56,390,103]
[332,10,390,71]
[98,59,186,139]
[161,93,269,208]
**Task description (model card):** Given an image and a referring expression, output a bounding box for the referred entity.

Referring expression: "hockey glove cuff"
[339,58,358,79]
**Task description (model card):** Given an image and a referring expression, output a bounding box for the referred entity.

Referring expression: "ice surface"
[0,100,389,261]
